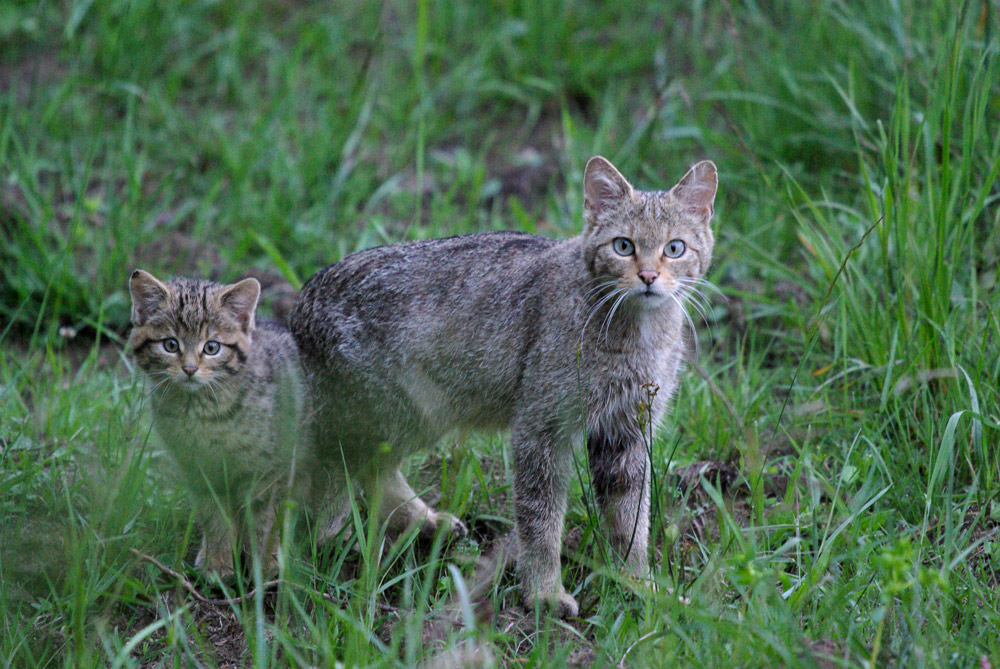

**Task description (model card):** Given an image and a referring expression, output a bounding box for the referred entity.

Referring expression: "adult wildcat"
[290,156,717,616]
[128,271,310,579]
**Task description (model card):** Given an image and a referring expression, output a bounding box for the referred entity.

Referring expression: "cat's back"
[292,231,565,351]
[299,231,557,302]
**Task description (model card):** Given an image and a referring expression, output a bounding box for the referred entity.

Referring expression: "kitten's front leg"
[195,510,237,581]
[588,432,651,579]
[511,423,577,618]
[250,491,280,577]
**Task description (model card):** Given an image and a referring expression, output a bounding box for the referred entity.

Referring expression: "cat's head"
[127,270,261,393]
[582,156,717,308]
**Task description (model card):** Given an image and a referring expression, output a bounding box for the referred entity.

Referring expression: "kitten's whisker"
[149,372,174,395]
[204,377,222,405]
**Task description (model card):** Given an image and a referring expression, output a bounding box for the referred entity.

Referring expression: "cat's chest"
[586,344,682,419]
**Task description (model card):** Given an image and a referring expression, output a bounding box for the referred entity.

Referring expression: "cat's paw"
[625,573,659,594]
[422,510,468,540]
[523,590,579,619]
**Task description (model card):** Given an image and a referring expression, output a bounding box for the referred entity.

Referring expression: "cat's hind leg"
[308,464,353,545]
[368,468,467,539]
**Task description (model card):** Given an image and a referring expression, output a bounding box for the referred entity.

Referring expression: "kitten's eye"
[612,237,635,256]
[162,338,179,353]
[664,239,686,258]
[203,341,221,356]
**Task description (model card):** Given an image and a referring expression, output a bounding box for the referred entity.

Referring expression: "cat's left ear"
[670,160,717,224]
[219,278,261,334]
[584,156,634,228]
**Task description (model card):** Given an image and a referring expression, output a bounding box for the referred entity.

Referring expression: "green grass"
[2,0,999,665]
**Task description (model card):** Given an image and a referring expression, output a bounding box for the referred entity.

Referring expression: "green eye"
[612,237,635,256]
[664,239,686,258]
[162,338,179,353]
[203,341,221,355]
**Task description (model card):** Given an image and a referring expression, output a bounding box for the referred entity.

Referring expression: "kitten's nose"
[638,270,658,286]
[181,364,198,377]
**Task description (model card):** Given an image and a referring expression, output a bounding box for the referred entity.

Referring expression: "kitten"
[128,270,311,579]
[290,156,717,617]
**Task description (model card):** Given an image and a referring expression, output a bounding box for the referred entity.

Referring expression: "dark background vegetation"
[1,0,998,666]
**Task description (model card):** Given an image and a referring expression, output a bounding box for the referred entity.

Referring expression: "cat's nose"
[181,364,198,377]
[638,270,658,286]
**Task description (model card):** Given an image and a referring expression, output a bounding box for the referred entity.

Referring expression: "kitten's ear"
[669,160,718,223]
[129,269,170,326]
[584,156,634,224]
[218,278,261,334]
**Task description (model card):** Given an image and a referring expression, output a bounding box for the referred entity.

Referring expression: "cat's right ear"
[129,269,170,326]
[584,156,634,227]
[669,160,718,224]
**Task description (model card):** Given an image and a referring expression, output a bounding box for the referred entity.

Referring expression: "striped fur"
[290,156,717,617]
[128,270,311,579]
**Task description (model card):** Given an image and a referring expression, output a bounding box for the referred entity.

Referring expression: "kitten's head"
[582,156,717,308]
[127,270,260,394]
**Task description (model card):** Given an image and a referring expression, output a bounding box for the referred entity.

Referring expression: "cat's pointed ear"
[218,278,260,334]
[584,156,634,225]
[129,269,170,326]
[669,160,718,223]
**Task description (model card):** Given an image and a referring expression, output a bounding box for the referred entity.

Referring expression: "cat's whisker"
[678,291,711,327]
[583,280,621,301]
[581,293,623,341]
[582,275,618,287]
[675,281,715,323]
[580,288,627,343]
[670,293,701,355]
[675,279,714,306]
[597,296,618,346]
[678,286,712,309]
[679,277,725,301]
[600,291,630,346]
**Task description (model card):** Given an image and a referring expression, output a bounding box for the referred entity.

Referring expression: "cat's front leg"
[588,432,651,579]
[511,423,577,618]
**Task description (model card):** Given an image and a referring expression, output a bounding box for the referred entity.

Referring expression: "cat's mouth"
[634,287,670,309]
